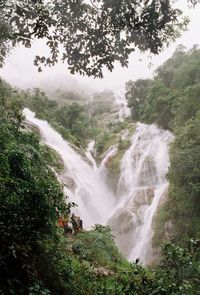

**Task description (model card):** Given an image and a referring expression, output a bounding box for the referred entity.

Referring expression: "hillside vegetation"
[0,48,200,295]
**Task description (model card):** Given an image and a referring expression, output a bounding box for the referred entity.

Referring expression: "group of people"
[58,211,83,235]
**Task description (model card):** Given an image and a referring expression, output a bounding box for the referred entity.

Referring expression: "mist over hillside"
[37,74,95,98]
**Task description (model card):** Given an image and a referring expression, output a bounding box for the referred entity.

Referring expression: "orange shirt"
[58,217,64,227]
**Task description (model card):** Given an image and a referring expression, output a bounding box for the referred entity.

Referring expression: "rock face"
[59,174,75,190]
[23,120,41,135]
[137,160,158,186]
[108,208,137,257]
[132,187,154,207]
[164,221,174,239]
[108,186,156,257]
[93,266,115,277]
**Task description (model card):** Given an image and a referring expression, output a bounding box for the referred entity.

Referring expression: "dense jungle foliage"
[20,87,124,149]
[126,45,200,245]
[21,88,97,148]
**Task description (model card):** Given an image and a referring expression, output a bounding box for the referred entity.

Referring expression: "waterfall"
[23,108,115,228]
[114,89,131,120]
[85,140,97,170]
[23,108,173,265]
[108,123,173,264]
[99,146,118,174]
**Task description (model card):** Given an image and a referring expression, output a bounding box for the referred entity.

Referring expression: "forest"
[1,45,200,294]
[1,0,200,294]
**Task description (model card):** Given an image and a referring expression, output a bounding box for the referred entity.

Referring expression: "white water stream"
[114,89,131,120]
[24,108,115,228]
[24,108,173,265]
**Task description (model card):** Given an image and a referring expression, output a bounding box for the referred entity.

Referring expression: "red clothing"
[58,217,64,228]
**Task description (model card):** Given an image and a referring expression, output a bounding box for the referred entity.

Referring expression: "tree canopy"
[0,0,191,77]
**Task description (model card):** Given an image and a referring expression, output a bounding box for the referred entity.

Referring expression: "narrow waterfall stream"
[114,89,131,120]
[24,108,173,265]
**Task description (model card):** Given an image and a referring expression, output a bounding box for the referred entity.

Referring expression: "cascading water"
[114,89,131,120]
[23,108,173,265]
[108,123,173,264]
[98,146,118,177]
[23,108,115,228]
[85,140,97,170]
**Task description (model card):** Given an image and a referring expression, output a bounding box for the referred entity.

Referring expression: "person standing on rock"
[77,216,83,232]
[63,214,72,235]
[71,213,78,233]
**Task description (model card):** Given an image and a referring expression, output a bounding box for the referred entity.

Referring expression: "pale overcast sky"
[0,0,200,92]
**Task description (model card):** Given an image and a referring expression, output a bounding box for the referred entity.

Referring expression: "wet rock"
[137,161,158,186]
[164,221,174,239]
[23,120,40,135]
[133,187,154,207]
[59,174,75,190]
[107,208,138,257]
[108,208,137,234]
[93,266,115,277]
